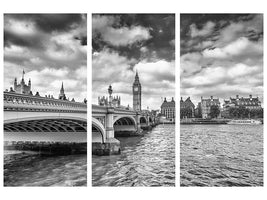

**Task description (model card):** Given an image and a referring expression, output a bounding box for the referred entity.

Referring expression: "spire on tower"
[59,82,66,100]
[134,69,140,84]
[14,77,17,88]
[22,69,25,79]
[28,78,31,90]
[61,82,64,93]
[135,69,139,79]
[20,69,26,84]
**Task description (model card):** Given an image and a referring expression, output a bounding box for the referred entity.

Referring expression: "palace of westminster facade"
[98,71,175,121]
[6,70,86,103]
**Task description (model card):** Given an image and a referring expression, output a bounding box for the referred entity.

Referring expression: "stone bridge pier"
[92,105,156,156]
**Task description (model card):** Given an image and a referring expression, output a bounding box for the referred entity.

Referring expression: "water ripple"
[4,154,87,187]
[180,125,263,187]
[92,124,175,187]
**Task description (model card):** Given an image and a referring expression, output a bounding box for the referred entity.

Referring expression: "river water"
[180,124,263,187]
[4,152,87,186]
[92,124,175,186]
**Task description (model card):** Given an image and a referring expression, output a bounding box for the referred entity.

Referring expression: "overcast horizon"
[181,14,263,107]
[4,14,87,102]
[92,14,175,110]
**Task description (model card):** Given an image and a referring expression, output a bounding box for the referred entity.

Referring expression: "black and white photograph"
[180,14,263,186]
[3,14,87,186]
[92,14,175,186]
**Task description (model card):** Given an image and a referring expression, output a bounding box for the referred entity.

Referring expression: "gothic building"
[180,97,195,118]
[58,82,67,100]
[98,95,121,107]
[161,97,175,121]
[9,71,80,102]
[13,70,32,95]
[133,71,142,111]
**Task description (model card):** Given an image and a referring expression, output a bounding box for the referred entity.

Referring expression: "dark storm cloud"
[4,14,87,49]
[5,14,84,32]
[92,14,175,62]
[75,36,87,46]
[180,14,263,55]
[4,30,44,48]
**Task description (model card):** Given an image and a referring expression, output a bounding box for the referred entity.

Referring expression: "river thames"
[4,152,87,186]
[180,124,263,186]
[92,124,175,186]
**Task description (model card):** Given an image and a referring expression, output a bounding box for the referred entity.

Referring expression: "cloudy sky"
[4,14,87,102]
[92,14,175,110]
[181,14,263,106]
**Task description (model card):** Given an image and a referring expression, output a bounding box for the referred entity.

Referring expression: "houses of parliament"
[98,71,175,121]
[7,70,85,103]
[98,71,142,111]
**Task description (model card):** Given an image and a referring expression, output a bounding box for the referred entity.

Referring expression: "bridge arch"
[148,117,152,123]
[140,116,147,124]
[4,117,87,143]
[92,117,105,143]
[113,115,137,126]
[113,115,137,134]
[4,118,87,133]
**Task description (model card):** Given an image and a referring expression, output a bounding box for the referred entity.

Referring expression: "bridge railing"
[92,104,137,115]
[4,92,87,113]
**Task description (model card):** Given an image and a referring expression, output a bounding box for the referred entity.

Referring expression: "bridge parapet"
[4,92,87,113]
[92,104,108,114]
[92,104,137,115]
[114,107,137,115]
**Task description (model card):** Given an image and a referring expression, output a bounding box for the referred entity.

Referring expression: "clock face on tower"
[134,87,138,92]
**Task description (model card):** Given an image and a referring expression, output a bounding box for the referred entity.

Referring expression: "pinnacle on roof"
[135,70,139,80]
[60,82,65,93]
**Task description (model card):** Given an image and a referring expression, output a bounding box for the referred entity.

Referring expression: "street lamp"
[108,85,113,106]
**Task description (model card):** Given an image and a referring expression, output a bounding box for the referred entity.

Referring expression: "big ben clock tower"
[133,71,142,111]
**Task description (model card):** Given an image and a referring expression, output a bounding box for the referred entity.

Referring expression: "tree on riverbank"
[229,106,263,119]
[210,105,220,118]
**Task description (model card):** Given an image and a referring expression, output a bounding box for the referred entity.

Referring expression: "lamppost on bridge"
[108,85,113,106]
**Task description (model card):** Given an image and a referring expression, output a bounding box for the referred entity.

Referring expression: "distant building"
[180,97,195,118]
[222,94,262,118]
[224,95,261,110]
[8,71,83,103]
[161,97,175,122]
[13,70,32,95]
[200,96,220,119]
[58,82,67,100]
[133,71,142,111]
[98,95,121,107]
[194,102,202,118]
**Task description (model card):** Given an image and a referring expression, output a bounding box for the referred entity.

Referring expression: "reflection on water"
[92,124,175,187]
[4,152,87,187]
[180,125,263,187]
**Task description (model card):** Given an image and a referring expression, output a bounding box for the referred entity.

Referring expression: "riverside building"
[161,97,175,122]
[180,97,195,118]
[199,96,220,119]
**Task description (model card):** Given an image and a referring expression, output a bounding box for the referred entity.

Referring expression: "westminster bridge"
[3,91,156,155]
[92,104,156,155]
[3,91,87,154]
